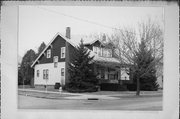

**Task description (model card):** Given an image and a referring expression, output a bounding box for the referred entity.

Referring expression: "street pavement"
[18,89,162,110]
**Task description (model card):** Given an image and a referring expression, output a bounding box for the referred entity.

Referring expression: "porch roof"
[93,56,121,68]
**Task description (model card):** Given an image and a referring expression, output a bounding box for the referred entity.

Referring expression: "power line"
[37,7,119,30]
[36,6,137,35]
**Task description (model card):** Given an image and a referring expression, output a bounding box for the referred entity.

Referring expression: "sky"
[19,6,164,57]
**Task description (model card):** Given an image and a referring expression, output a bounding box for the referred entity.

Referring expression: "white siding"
[34,62,65,85]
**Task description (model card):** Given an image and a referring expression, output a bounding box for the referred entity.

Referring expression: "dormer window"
[107,49,112,57]
[93,46,112,57]
[103,49,108,57]
[47,49,51,58]
[93,46,98,54]
[61,47,65,58]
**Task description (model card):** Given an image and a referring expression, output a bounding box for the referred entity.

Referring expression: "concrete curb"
[18,89,162,100]
[18,89,84,96]
[18,89,120,100]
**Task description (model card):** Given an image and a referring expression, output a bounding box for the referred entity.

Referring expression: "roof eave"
[31,32,77,68]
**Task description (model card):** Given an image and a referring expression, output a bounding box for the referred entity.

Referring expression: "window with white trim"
[100,47,103,56]
[43,69,49,79]
[37,70,39,77]
[103,48,108,57]
[61,68,65,76]
[53,56,58,68]
[46,69,49,79]
[107,49,112,57]
[47,49,51,58]
[43,69,46,79]
[93,46,98,54]
[61,47,65,58]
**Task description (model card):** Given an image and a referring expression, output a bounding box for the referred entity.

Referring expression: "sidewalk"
[18,88,162,100]
[18,89,120,100]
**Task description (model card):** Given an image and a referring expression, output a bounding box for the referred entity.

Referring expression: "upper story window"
[61,47,65,58]
[47,49,51,58]
[93,46,98,54]
[53,56,58,68]
[103,48,108,57]
[100,47,103,56]
[53,56,58,62]
[93,46,112,58]
[107,49,112,57]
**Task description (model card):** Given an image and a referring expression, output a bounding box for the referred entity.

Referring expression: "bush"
[54,83,61,89]
[18,71,23,85]
[100,83,127,91]
[126,84,137,91]
[65,83,98,93]
[126,83,159,91]
[141,83,158,91]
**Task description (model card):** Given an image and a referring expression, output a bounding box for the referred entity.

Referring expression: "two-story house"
[31,27,131,89]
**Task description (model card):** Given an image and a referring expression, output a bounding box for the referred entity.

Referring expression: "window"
[98,47,102,56]
[103,48,108,57]
[43,70,46,79]
[47,49,51,58]
[61,68,65,76]
[93,46,98,54]
[100,48,103,56]
[100,69,105,79]
[61,47,65,58]
[43,69,49,79]
[46,69,49,79]
[37,70,39,77]
[107,49,112,57]
[53,56,58,68]
[53,56,58,62]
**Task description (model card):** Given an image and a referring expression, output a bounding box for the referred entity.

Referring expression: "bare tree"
[109,20,163,95]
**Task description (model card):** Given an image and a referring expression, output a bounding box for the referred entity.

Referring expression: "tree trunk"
[136,76,140,96]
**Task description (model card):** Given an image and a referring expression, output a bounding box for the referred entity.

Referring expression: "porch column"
[105,67,108,80]
[118,67,123,85]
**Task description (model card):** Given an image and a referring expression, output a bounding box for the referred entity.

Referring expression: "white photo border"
[1,1,179,119]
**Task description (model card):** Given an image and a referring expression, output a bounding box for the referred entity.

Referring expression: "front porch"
[93,60,132,85]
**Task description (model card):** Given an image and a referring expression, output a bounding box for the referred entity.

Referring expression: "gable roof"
[31,32,121,68]
[31,32,77,67]
[84,39,99,45]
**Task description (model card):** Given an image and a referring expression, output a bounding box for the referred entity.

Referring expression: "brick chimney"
[102,34,106,42]
[66,27,71,39]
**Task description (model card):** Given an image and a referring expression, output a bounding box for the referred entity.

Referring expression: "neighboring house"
[31,27,132,88]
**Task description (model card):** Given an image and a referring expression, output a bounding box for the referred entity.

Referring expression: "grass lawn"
[18,90,79,99]
[18,85,60,92]
[84,90,163,95]
[18,85,163,97]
